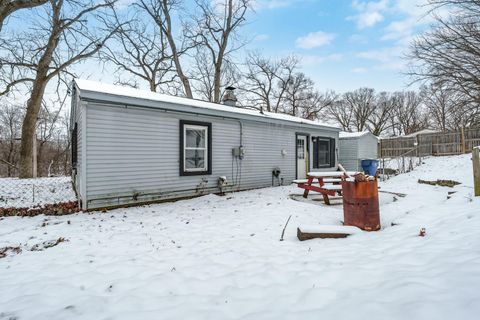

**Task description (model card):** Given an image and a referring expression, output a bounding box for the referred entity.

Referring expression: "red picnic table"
[294,171,358,205]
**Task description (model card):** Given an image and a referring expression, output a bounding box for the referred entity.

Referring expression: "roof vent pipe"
[223,86,237,107]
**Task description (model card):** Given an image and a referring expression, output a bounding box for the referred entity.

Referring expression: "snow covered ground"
[0,176,76,208]
[1,154,479,320]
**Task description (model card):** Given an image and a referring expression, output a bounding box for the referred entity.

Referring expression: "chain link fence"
[0,164,79,216]
[378,153,423,181]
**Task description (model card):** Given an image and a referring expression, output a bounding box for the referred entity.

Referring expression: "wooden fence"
[379,127,480,158]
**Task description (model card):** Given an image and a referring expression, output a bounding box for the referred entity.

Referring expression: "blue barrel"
[361,159,379,176]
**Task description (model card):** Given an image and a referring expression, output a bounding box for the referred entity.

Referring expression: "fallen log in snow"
[418,179,461,187]
[297,225,361,241]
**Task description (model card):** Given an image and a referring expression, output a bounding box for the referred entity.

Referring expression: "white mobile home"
[71,80,341,210]
[338,131,378,171]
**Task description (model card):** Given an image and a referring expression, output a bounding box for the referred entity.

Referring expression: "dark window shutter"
[71,123,78,167]
[312,137,318,169]
[329,138,336,167]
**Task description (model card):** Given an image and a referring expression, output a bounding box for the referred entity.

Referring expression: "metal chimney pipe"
[223,86,237,107]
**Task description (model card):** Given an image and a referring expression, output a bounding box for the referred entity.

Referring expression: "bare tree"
[138,0,193,98]
[343,88,376,132]
[408,0,480,114]
[422,82,480,131]
[36,93,67,176]
[391,91,427,136]
[191,48,240,102]
[0,0,119,178]
[368,91,395,136]
[242,53,300,113]
[271,55,299,113]
[282,72,315,117]
[189,0,250,103]
[190,49,215,102]
[0,0,48,31]
[59,111,71,175]
[242,52,281,112]
[300,90,338,120]
[0,103,23,176]
[451,102,480,129]
[102,10,176,92]
[324,99,353,131]
[320,89,395,135]
[422,84,453,131]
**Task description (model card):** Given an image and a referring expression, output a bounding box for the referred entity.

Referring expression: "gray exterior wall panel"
[82,103,338,209]
[70,92,85,204]
[358,135,378,159]
[338,134,378,172]
[338,139,359,171]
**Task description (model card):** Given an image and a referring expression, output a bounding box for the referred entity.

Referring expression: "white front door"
[296,135,308,179]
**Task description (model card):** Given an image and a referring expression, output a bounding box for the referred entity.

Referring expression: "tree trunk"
[7,138,14,177]
[161,0,192,99]
[265,99,271,113]
[18,1,60,178]
[168,38,192,98]
[149,79,156,92]
[213,39,228,103]
[213,64,222,103]
[37,140,46,176]
[19,80,47,178]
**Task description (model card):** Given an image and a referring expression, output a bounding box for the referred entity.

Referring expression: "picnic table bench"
[293,171,358,205]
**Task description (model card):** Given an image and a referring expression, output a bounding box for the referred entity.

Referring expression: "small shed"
[338,131,378,172]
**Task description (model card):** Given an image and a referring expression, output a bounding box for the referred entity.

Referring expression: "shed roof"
[74,79,340,131]
[339,131,377,139]
[384,129,439,139]
[403,129,438,138]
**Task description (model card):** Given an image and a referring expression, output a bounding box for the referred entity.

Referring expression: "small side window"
[71,123,78,167]
[317,139,330,166]
[297,138,305,159]
[180,120,212,176]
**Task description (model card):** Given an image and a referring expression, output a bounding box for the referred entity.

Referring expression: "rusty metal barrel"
[342,179,380,231]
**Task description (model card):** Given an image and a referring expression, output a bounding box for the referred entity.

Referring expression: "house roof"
[403,129,438,138]
[339,131,376,139]
[74,79,340,131]
[385,129,439,139]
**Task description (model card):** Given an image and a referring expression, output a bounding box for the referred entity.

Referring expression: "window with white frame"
[180,120,212,175]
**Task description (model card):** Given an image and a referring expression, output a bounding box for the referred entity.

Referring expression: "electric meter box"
[232,147,245,159]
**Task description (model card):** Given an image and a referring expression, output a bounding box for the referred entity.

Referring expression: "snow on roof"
[386,129,439,139]
[339,131,374,139]
[74,79,340,130]
[403,129,438,137]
